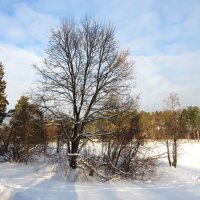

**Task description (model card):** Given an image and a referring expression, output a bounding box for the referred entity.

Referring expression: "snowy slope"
[0,142,200,200]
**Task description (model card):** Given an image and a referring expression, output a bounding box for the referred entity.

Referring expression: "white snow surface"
[0,142,200,200]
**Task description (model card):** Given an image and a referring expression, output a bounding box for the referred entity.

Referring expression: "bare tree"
[164,92,180,111]
[164,92,181,168]
[34,18,136,169]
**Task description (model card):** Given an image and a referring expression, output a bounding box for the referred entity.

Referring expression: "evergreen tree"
[0,62,8,122]
[11,96,45,162]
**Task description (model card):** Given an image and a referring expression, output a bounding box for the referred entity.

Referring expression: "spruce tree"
[0,62,8,121]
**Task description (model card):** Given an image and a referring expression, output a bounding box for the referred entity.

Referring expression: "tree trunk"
[166,139,172,166]
[172,134,177,168]
[197,130,200,143]
[56,128,61,153]
[187,133,190,143]
[69,156,77,169]
[193,131,196,141]
[69,139,79,169]
[69,123,80,169]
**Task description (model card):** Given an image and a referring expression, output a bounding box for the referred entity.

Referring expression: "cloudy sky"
[0,0,200,111]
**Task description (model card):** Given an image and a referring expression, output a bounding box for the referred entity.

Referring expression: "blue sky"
[0,0,200,111]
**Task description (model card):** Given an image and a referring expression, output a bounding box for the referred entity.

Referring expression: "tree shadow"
[10,167,78,200]
[11,180,78,200]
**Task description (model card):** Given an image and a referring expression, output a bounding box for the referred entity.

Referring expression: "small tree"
[164,92,181,168]
[138,111,151,138]
[10,96,45,163]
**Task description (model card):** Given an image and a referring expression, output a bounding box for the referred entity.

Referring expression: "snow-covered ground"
[0,142,200,200]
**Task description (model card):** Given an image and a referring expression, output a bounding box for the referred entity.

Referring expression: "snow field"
[0,141,199,200]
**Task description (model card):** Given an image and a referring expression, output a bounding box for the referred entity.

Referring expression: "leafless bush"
[78,132,158,181]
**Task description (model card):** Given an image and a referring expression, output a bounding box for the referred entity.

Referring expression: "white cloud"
[0,43,41,109]
[14,3,58,42]
[133,51,200,111]
[0,3,58,51]
[133,55,173,111]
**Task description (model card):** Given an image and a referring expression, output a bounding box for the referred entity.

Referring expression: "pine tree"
[0,62,8,122]
[11,96,45,162]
